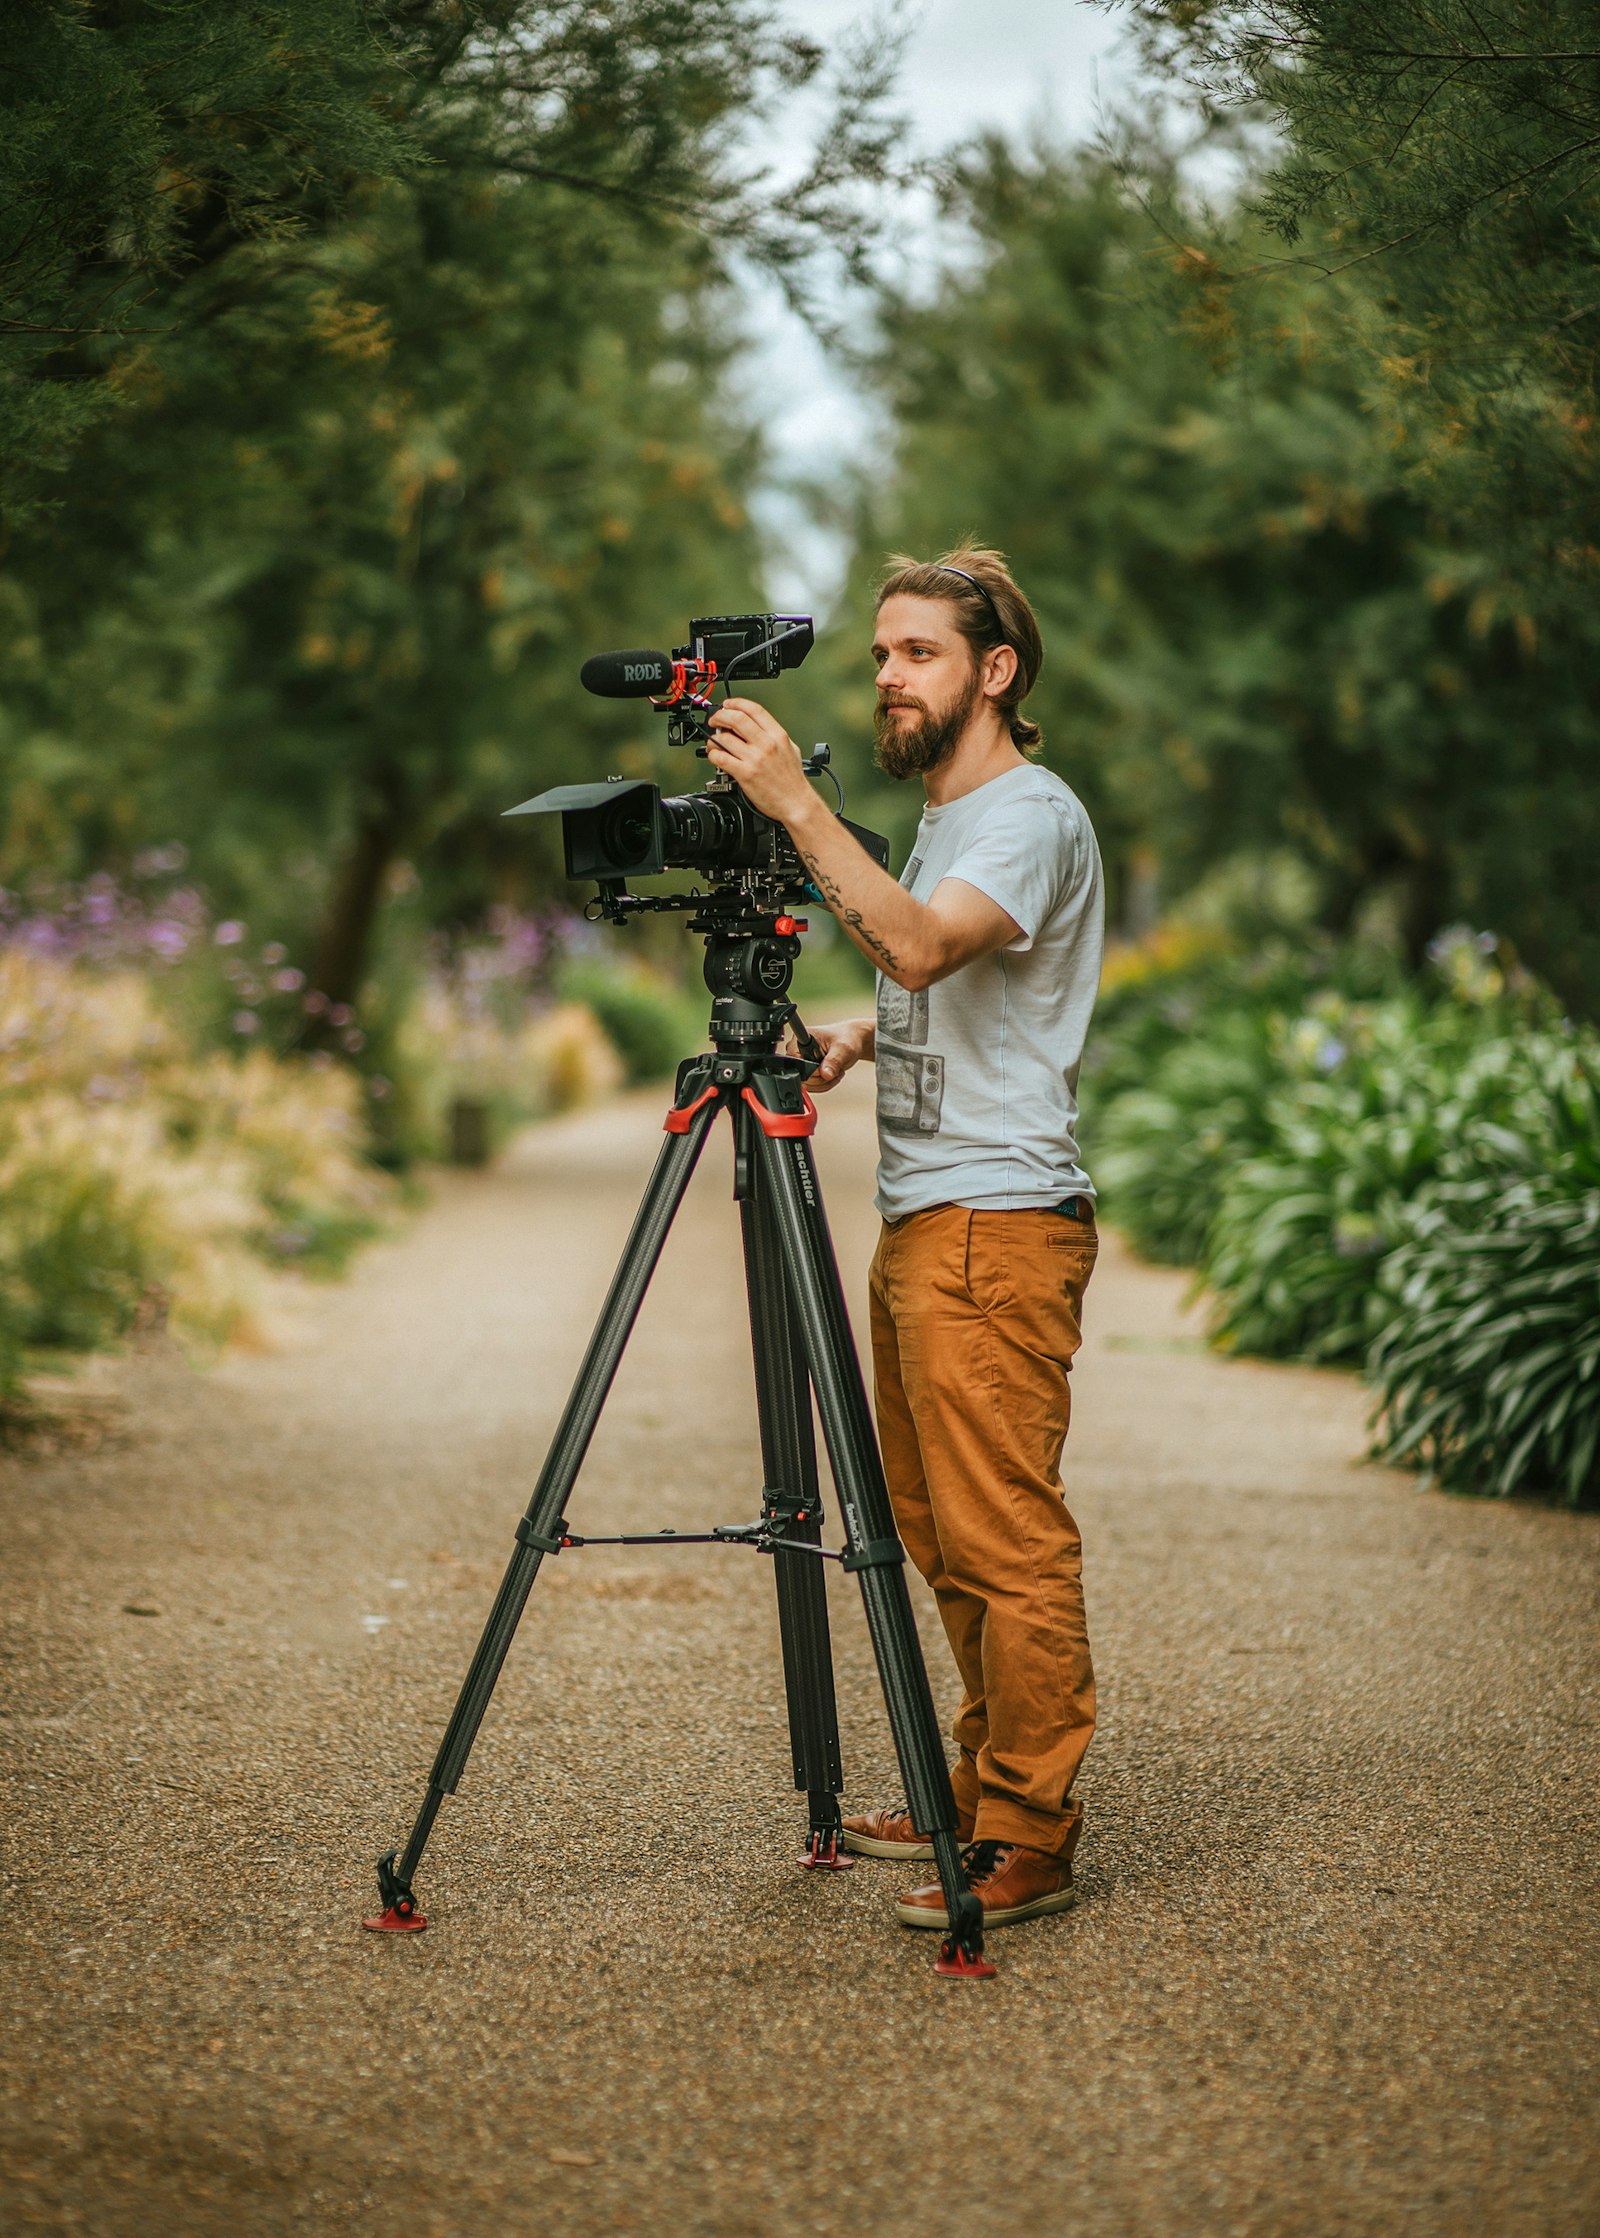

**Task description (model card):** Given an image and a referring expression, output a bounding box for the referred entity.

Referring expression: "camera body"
[516,776,886,897]
[508,610,887,919]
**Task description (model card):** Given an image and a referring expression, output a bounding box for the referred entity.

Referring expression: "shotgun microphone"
[579,648,676,698]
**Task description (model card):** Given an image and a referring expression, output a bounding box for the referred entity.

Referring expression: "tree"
[0,0,410,504]
[0,2,913,1013]
[848,138,1600,1004]
[1114,3,1600,580]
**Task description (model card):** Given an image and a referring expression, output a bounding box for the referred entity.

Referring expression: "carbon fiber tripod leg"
[751,1122,990,1971]
[365,1096,720,1930]
[737,1108,848,1868]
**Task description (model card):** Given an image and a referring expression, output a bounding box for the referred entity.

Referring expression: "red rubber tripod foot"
[362,1906,428,1933]
[798,1831,856,1872]
[934,1937,998,1979]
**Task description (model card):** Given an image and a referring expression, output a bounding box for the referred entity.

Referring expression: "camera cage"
[505,611,885,922]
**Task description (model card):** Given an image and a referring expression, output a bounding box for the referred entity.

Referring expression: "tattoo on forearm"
[800,850,901,970]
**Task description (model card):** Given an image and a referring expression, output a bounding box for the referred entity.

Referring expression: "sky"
[741,0,1136,609]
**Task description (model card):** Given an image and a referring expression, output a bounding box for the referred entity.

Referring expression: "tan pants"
[869,1204,1098,1856]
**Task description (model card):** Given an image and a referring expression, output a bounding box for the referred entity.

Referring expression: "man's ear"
[982,643,1019,700]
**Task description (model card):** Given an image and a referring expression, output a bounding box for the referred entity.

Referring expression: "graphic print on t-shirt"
[877,975,942,1134]
[878,1045,945,1135]
[877,979,929,1048]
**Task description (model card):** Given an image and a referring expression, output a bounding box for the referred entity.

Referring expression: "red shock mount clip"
[649,656,718,710]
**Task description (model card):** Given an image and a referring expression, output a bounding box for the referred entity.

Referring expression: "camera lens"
[598,796,659,870]
[660,792,752,871]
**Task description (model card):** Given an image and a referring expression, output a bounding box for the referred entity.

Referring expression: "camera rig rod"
[365,1028,992,1976]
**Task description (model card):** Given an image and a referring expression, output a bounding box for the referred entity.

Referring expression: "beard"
[872,667,982,780]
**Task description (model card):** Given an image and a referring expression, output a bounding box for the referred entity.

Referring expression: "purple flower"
[328,1003,354,1028]
[274,967,305,993]
[147,920,190,959]
[133,843,187,877]
[341,1027,366,1052]
[232,1010,258,1035]
[261,942,288,966]
[303,990,330,1016]
[215,921,246,947]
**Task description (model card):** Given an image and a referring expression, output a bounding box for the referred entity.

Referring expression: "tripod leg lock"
[362,1850,429,1934]
[515,1516,570,1556]
[840,1537,905,1573]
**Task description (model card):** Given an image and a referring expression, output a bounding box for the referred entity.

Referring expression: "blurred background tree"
[825,127,1600,1006]
[0,0,905,1011]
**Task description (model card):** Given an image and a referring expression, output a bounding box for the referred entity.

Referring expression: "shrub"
[558,959,702,1083]
[391,986,621,1162]
[1369,1047,1600,1507]
[1200,998,1504,1361]
[0,950,388,1405]
[1087,924,1600,1506]
[1090,1015,1285,1264]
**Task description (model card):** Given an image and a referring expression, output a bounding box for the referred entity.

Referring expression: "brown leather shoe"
[895,1837,1077,1929]
[841,1802,976,1861]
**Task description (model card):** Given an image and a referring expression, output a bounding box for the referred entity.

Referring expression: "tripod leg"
[738,1109,850,1871]
[365,1093,720,1931]
[750,1120,994,1977]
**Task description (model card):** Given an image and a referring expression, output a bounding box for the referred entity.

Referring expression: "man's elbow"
[887,943,949,995]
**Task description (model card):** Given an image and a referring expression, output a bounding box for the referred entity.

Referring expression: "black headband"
[939,564,1008,640]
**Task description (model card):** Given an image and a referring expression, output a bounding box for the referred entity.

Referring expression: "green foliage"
[1083,930,1403,1262]
[1089,928,1600,1504]
[0,0,411,496]
[1,1163,154,1354]
[1370,1052,1600,1509]
[0,2,912,1032]
[1202,1000,1533,1362]
[1125,5,1600,429]
[849,122,1600,1007]
[1091,1017,1284,1266]
[558,958,700,1082]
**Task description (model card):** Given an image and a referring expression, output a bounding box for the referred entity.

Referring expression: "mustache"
[878,694,926,713]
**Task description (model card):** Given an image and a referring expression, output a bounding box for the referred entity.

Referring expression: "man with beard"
[706,546,1105,1938]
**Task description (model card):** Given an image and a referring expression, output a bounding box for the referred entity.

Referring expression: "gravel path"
[3,1074,1598,2238]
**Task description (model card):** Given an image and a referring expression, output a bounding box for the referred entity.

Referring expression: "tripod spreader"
[364,1036,994,1977]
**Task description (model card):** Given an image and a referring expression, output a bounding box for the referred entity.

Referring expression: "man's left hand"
[706,698,815,824]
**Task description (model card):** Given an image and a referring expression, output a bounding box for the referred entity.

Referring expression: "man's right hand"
[804,1016,875,1093]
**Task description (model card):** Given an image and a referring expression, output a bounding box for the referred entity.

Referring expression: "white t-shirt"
[873,763,1104,1220]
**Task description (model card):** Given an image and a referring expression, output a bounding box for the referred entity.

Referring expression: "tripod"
[363,903,994,1977]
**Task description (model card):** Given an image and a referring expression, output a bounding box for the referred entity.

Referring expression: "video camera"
[506,612,888,923]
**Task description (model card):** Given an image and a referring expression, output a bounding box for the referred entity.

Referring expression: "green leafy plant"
[1199,998,1493,1361]
[1369,1051,1600,1508]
